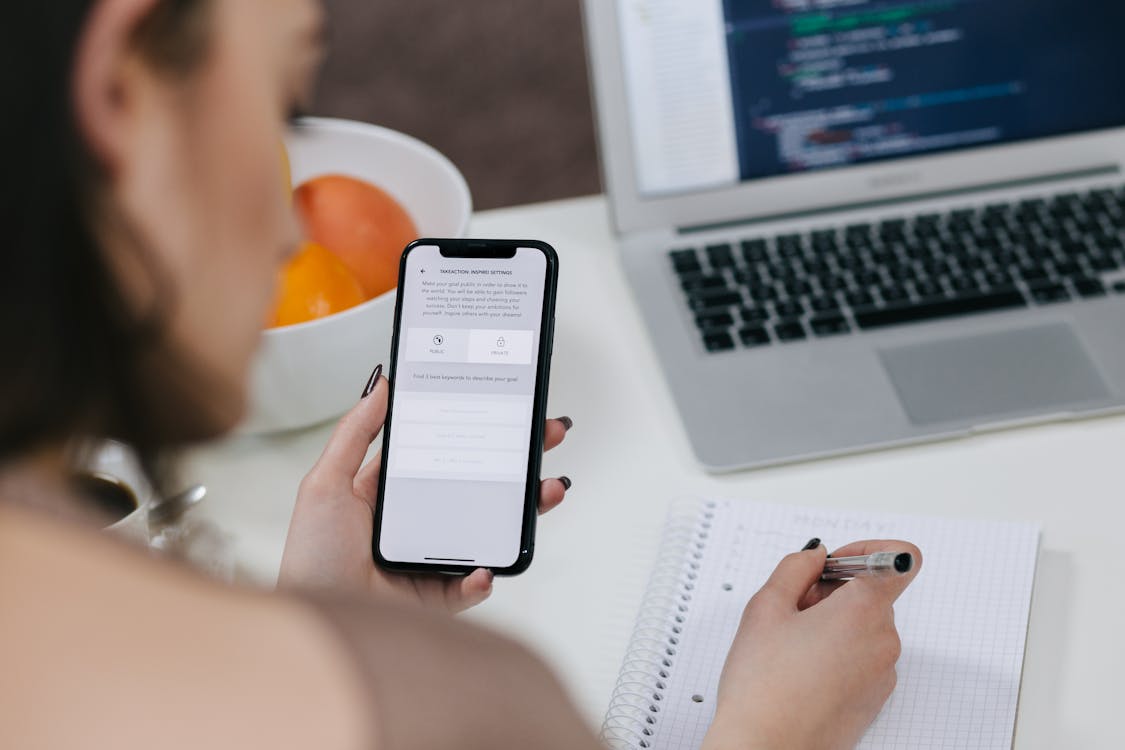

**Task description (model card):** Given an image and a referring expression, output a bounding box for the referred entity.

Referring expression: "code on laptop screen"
[723,0,1125,180]
[615,0,1125,196]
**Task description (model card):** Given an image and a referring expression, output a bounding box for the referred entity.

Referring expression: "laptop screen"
[617,1,1125,197]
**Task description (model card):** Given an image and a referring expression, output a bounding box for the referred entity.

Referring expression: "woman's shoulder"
[0,504,372,750]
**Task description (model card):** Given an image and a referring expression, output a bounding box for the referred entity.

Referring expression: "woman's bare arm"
[0,504,601,750]
[307,592,603,750]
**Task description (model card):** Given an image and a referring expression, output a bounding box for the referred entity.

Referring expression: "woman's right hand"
[702,540,922,750]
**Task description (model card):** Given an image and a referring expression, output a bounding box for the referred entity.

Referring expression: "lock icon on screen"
[497,337,506,348]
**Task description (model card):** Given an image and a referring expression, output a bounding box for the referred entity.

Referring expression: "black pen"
[821,551,914,581]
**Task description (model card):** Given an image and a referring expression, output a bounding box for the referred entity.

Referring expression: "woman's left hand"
[278,372,573,613]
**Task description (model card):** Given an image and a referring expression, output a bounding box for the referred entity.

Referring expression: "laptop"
[581,0,1125,472]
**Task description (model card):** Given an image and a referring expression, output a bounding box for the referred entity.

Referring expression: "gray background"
[313,0,601,211]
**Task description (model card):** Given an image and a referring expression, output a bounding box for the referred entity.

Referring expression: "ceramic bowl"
[242,118,471,433]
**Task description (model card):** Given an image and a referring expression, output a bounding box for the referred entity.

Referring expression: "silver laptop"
[581,0,1125,472]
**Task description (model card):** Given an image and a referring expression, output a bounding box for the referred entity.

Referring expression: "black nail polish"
[361,364,383,398]
[558,416,574,431]
[801,537,821,551]
[558,476,572,490]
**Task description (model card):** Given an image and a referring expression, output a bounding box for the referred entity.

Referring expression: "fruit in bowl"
[295,175,417,300]
[242,118,471,434]
[267,172,418,328]
[268,240,367,328]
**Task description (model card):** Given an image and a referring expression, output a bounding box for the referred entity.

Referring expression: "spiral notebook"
[601,499,1040,750]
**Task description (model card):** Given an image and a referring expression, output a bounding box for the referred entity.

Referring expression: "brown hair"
[132,0,213,75]
[0,0,213,491]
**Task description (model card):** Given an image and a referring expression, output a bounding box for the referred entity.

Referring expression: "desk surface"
[186,195,1123,748]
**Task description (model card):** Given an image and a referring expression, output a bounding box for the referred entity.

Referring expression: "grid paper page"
[627,499,1039,750]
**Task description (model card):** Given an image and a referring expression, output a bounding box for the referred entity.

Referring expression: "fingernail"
[361,364,383,399]
[558,476,572,490]
[486,569,495,582]
[801,537,821,551]
[557,416,574,431]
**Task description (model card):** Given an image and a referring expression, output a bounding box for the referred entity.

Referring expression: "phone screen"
[378,244,550,569]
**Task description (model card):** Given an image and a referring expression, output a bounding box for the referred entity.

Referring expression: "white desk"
[186,195,1124,749]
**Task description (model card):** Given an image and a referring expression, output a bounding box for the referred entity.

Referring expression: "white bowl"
[241,118,472,434]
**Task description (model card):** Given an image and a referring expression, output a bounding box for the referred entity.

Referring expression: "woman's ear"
[71,0,161,175]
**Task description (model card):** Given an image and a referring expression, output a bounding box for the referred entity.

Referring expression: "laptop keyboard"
[671,187,1125,352]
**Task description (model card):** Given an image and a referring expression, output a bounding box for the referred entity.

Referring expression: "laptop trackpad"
[879,323,1111,426]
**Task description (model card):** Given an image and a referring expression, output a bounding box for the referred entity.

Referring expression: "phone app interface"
[380,245,547,568]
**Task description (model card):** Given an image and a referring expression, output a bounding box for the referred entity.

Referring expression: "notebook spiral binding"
[601,499,715,749]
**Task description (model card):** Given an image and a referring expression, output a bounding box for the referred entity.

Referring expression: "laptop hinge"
[678,163,1121,236]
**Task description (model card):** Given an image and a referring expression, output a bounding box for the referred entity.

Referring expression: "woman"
[0,1,921,748]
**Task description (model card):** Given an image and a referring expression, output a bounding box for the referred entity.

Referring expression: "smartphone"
[372,238,559,576]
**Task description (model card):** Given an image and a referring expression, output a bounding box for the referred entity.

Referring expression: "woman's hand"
[702,540,922,750]
[277,371,573,613]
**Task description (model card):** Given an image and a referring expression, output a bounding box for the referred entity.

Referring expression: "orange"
[294,174,418,299]
[268,241,367,328]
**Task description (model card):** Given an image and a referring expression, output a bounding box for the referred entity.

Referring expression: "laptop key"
[706,243,736,268]
[671,249,702,274]
[702,330,735,352]
[984,269,1013,287]
[696,311,735,329]
[775,299,805,318]
[774,320,807,341]
[889,263,916,282]
[811,232,838,252]
[806,258,832,274]
[681,274,727,293]
[784,279,813,297]
[810,295,840,312]
[1054,260,1082,278]
[1074,277,1107,297]
[904,241,931,260]
[913,279,944,298]
[854,287,1027,330]
[949,209,975,229]
[1091,255,1119,271]
[949,274,981,293]
[819,274,849,291]
[739,326,771,348]
[846,289,875,307]
[765,260,789,278]
[777,233,803,249]
[741,239,769,263]
[858,270,883,287]
[688,290,742,311]
[739,306,770,323]
[959,255,986,271]
[880,284,909,303]
[810,314,850,337]
[777,241,803,259]
[1096,233,1122,251]
[1029,282,1071,305]
[733,268,764,286]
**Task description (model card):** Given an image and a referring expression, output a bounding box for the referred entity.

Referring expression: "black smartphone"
[373,238,559,576]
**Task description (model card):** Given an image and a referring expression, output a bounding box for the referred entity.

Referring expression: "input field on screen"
[392,422,526,451]
[394,393,532,427]
[391,447,526,478]
[388,392,533,481]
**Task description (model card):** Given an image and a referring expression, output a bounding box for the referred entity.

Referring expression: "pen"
[821,551,914,581]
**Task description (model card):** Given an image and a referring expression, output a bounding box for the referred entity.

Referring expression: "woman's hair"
[0,1,211,486]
